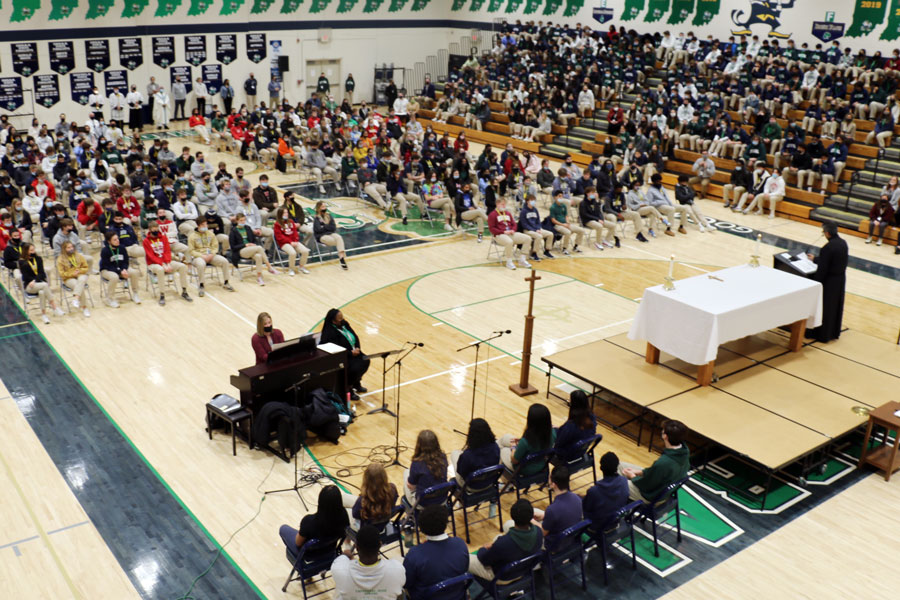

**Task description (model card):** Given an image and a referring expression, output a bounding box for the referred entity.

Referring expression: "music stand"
[264,375,315,509]
[364,348,404,417]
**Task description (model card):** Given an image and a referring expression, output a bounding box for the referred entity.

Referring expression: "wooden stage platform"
[542,329,900,509]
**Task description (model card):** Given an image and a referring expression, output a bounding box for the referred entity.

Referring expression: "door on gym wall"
[306,59,340,99]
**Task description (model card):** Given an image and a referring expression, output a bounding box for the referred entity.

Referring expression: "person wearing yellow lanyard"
[18,242,65,324]
[56,240,91,317]
[320,308,370,400]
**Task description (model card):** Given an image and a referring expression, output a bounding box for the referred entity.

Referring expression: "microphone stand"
[457,331,509,422]
[265,374,314,510]
[366,348,404,417]
[385,343,421,469]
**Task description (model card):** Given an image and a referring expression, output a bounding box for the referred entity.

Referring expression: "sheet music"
[317,342,345,354]
[789,254,818,275]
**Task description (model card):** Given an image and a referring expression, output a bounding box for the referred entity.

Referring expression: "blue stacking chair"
[553,433,604,490]
[585,500,643,585]
[344,504,406,558]
[453,464,505,543]
[401,480,458,544]
[473,551,543,600]
[423,572,475,600]
[281,535,343,598]
[543,519,592,600]
[501,448,555,503]
[638,476,690,557]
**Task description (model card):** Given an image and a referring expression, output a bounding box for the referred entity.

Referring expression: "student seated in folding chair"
[57,240,92,317]
[386,166,419,226]
[421,176,455,232]
[488,197,532,270]
[403,505,470,600]
[282,192,313,241]
[450,418,501,487]
[306,142,339,195]
[583,452,630,528]
[238,190,274,251]
[619,420,690,502]
[99,231,142,308]
[498,403,556,475]
[553,390,597,464]
[3,228,24,277]
[187,215,234,296]
[108,211,146,263]
[279,485,349,560]
[273,207,310,276]
[403,429,449,507]
[645,174,677,237]
[579,186,618,250]
[313,201,349,270]
[332,524,405,600]
[357,163,388,211]
[454,181,487,242]
[518,195,555,262]
[342,463,398,531]
[468,498,543,581]
[674,174,713,233]
[229,212,277,287]
[19,242,66,324]
[530,466,582,538]
[253,174,278,225]
[51,218,96,271]
[549,190,586,255]
[172,189,199,237]
[155,209,190,260]
[143,218,192,305]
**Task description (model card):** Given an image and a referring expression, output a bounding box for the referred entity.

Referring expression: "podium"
[773,250,817,279]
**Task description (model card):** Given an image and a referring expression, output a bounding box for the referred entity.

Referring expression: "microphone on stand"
[406,341,425,347]
[494,330,512,335]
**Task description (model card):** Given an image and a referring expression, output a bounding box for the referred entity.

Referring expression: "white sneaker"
[42,314,50,324]
[443,224,454,232]
[699,226,706,233]
[106,299,120,308]
[83,308,91,317]
[518,258,531,268]
[54,307,65,317]
[288,269,296,276]
[257,275,266,286]
[318,185,326,194]
[299,267,310,274]
[865,236,872,243]
[132,294,142,305]
[268,266,278,275]
[72,298,80,309]
[505,259,517,270]
[877,239,882,246]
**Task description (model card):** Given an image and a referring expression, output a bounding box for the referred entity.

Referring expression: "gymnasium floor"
[2,134,899,599]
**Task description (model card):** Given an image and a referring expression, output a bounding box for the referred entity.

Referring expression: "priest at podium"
[806,222,848,343]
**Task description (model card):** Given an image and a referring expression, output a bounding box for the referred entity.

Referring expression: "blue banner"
[12,42,39,77]
[85,39,111,72]
[170,65,193,94]
[35,74,61,108]
[202,64,223,95]
[104,69,129,96]
[0,77,24,111]
[593,6,614,23]
[70,72,95,105]
[811,21,845,43]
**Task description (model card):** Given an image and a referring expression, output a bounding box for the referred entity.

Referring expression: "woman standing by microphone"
[252,311,284,364]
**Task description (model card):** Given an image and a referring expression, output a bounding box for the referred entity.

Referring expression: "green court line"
[0,330,36,342]
[430,279,576,314]
[0,288,268,600]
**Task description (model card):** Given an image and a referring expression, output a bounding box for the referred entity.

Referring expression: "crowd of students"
[277,392,691,599]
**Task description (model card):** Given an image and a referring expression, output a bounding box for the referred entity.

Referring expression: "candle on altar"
[668,254,674,278]
[755,233,761,255]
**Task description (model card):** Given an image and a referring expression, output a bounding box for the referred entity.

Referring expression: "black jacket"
[228,225,259,265]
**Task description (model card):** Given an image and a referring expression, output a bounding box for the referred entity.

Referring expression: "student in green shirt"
[620,420,690,501]
[549,191,585,255]
[499,403,557,476]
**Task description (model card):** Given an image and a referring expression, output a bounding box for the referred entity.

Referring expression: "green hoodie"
[634,445,690,500]
[508,524,539,551]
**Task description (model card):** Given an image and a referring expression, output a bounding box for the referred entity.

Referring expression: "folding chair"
[281,535,343,597]
[584,500,642,585]
[637,476,690,557]
[543,520,592,600]
[452,464,505,543]
[56,271,95,312]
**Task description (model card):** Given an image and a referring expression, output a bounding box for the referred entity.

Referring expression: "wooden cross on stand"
[509,269,540,397]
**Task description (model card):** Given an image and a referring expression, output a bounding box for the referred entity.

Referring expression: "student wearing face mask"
[488,197,532,270]
[723,159,752,209]
[252,312,284,364]
[99,232,142,307]
[579,187,617,249]
[313,200,348,270]
[187,215,233,295]
[143,218,192,305]
[229,212,277,286]
[454,182,487,242]
[518,194,555,261]
[19,242,66,323]
[549,190,586,254]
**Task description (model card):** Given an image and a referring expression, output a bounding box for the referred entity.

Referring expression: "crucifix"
[509,268,540,397]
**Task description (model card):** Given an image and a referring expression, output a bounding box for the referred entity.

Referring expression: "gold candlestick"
[663,276,675,291]
[749,254,760,267]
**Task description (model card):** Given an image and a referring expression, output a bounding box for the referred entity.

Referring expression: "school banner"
[0,78,25,111]
[645,0,670,23]
[247,33,266,63]
[49,41,76,74]
[202,64,222,95]
[85,39,111,73]
[847,0,888,37]
[70,72,95,105]
[104,69,129,96]
[119,38,144,70]
[668,0,694,24]
[621,0,645,21]
[185,35,207,66]
[216,34,237,65]
[153,36,176,68]
[880,0,900,40]
[35,74,61,108]
[692,0,719,25]
[12,42,39,77]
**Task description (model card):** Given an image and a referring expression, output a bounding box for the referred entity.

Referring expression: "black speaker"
[277,55,289,72]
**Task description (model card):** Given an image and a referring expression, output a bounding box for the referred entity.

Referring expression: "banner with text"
[49,41,75,75]
[70,72,95,105]
[35,74,60,108]
[216,34,237,65]
[153,36,175,68]
[85,39,111,73]
[12,43,39,77]
[0,77,24,112]
[119,38,143,70]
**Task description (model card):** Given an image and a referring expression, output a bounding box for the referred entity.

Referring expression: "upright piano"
[230,342,349,416]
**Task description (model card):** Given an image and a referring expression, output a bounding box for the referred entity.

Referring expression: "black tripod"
[264,376,315,509]
[457,330,510,422]
[366,348,404,417]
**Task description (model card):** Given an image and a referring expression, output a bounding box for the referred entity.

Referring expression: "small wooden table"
[645,318,807,386]
[858,401,900,482]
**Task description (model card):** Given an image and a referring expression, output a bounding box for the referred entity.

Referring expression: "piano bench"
[206,404,253,456]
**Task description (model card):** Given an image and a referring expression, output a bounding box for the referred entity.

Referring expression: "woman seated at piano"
[319,307,370,400]
[252,311,284,364]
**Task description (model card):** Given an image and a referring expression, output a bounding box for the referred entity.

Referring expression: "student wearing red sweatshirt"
[143,218,192,305]
[273,207,310,275]
[488,197,532,270]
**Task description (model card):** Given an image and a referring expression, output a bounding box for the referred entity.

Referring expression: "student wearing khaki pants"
[229,213,277,286]
[187,215,234,296]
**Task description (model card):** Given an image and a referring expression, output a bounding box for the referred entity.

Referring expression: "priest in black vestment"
[806,222,848,343]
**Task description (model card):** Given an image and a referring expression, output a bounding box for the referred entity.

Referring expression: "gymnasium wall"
[1,0,897,125]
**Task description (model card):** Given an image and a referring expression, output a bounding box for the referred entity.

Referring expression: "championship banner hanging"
[0,77,24,111]
[35,74,61,108]
[216,34,237,65]
[119,37,144,70]
[71,72,96,105]
[153,36,176,68]
[12,43,39,77]
[185,35,207,66]
[247,33,267,63]
[49,41,76,74]
[85,39,111,72]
